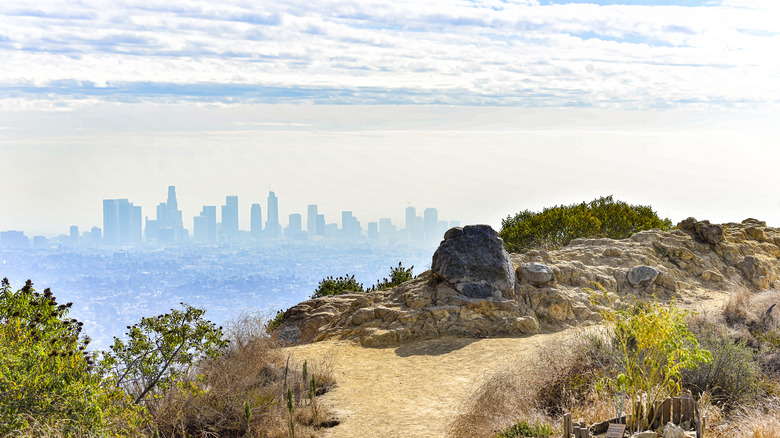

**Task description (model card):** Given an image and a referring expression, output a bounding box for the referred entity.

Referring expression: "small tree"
[599,301,711,432]
[103,303,227,407]
[0,279,146,436]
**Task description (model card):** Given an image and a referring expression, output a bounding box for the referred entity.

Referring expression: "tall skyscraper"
[307,204,318,238]
[104,198,142,245]
[424,207,439,246]
[221,195,239,240]
[341,211,361,241]
[194,206,217,242]
[145,186,184,243]
[265,191,281,239]
[250,203,263,237]
[405,205,423,245]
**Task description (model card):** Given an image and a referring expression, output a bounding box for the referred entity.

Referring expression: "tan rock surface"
[279,218,780,348]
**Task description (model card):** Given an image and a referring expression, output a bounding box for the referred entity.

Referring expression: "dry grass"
[449,288,780,438]
[447,330,615,438]
[150,310,336,438]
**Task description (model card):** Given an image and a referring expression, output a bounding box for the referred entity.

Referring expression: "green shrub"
[310,274,364,299]
[0,278,147,436]
[102,303,227,407]
[599,301,711,433]
[369,262,415,291]
[500,195,673,253]
[495,420,552,438]
[682,319,759,408]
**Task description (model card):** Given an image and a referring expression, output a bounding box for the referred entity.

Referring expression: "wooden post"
[682,395,695,426]
[662,398,672,425]
[563,413,572,438]
[673,396,682,425]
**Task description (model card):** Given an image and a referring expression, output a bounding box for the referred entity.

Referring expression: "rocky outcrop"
[431,225,515,299]
[277,218,780,347]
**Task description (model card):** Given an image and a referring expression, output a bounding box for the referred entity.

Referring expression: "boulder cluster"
[277,219,780,347]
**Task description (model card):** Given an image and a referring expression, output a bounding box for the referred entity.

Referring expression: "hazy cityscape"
[0,185,458,348]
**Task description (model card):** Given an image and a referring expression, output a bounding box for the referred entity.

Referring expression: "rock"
[431,225,515,299]
[663,422,685,438]
[736,256,771,289]
[603,247,621,257]
[627,265,661,288]
[694,220,725,245]
[701,269,723,283]
[632,431,656,438]
[520,262,555,286]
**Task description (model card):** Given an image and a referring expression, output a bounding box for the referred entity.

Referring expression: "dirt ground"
[286,290,730,438]
[287,331,574,438]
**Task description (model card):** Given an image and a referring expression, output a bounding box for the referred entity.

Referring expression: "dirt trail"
[285,291,731,438]
[287,331,575,438]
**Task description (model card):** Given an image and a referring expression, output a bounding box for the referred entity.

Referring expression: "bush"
[369,262,415,291]
[599,300,711,433]
[310,274,364,299]
[500,195,673,253]
[496,420,552,438]
[682,318,760,408]
[0,278,147,436]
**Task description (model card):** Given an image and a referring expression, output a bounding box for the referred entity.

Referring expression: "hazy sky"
[1,0,779,236]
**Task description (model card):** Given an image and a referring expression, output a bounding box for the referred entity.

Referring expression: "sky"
[1,0,779,236]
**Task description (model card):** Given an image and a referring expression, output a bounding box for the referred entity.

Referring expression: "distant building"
[341,211,361,241]
[378,218,396,243]
[250,203,263,237]
[285,213,306,240]
[307,204,318,238]
[193,206,217,242]
[220,196,239,240]
[104,198,142,245]
[265,191,282,239]
[424,207,438,246]
[69,225,79,246]
[145,186,185,243]
[32,235,48,250]
[90,227,102,246]
[367,221,379,240]
[0,230,29,249]
[316,214,325,236]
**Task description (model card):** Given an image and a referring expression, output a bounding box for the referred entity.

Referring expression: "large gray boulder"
[431,225,516,299]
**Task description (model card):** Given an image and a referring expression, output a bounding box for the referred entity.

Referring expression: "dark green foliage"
[0,278,146,436]
[266,309,286,333]
[495,420,553,438]
[682,319,760,408]
[102,302,228,405]
[500,195,673,253]
[310,274,365,299]
[369,262,415,291]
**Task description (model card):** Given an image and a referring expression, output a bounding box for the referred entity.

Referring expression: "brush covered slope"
[277,218,780,347]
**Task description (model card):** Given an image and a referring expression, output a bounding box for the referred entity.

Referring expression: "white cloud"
[0,0,778,108]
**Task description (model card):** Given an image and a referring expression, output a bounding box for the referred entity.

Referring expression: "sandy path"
[287,331,573,438]
[284,289,733,438]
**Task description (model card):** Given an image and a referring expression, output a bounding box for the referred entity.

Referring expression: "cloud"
[0,0,778,108]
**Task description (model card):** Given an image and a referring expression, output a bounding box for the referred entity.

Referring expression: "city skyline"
[0,185,459,247]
